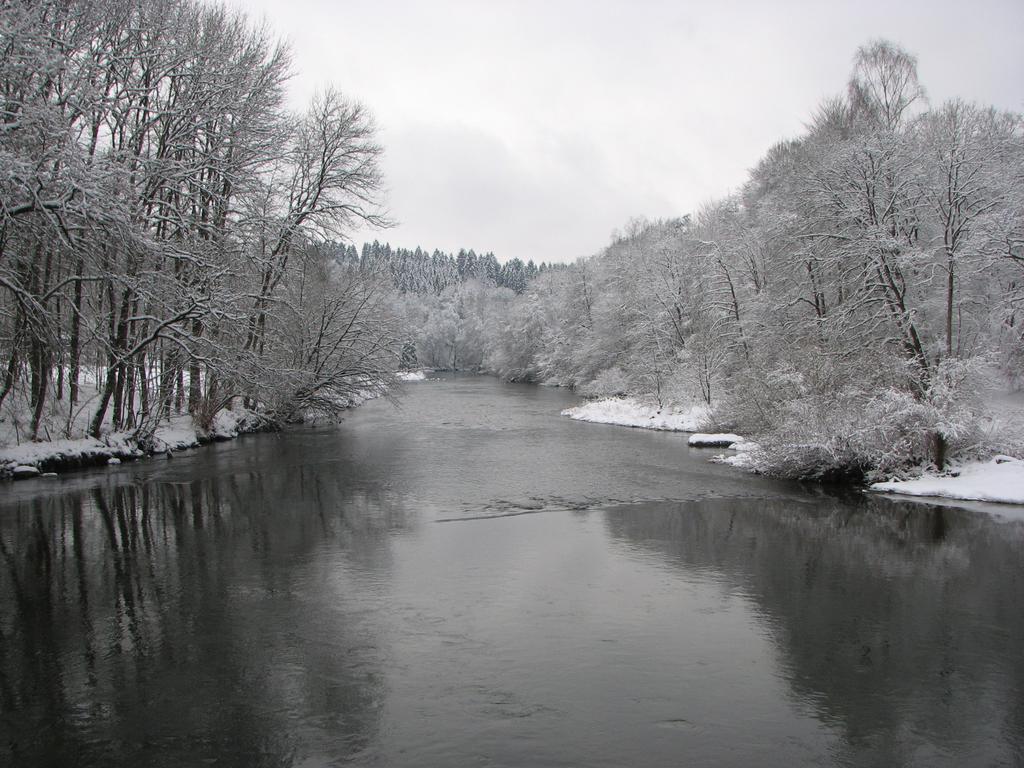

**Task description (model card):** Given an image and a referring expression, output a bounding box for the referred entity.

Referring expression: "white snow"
[709,440,760,470]
[151,417,201,451]
[397,370,428,382]
[0,435,134,470]
[0,406,266,478]
[688,433,744,447]
[210,407,266,441]
[870,456,1024,507]
[561,397,709,432]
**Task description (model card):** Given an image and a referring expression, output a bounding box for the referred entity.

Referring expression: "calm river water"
[2,375,1023,767]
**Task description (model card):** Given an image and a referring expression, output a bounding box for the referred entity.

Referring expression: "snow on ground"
[151,416,201,452]
[0,432,143,475]
[0,368,398,479]
[0,407,270,478]
[209,407,268,440]
[710,440,760,470]
[688,433,744,447]
[561,397,709,432]
[870,456,1024,507]
[397,370,428,382]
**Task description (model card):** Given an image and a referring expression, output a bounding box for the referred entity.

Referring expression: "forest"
[0,0,409,448]
[2,0,1022,481]
[393,42,1024,480]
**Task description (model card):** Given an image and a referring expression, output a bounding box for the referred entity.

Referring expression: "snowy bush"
[728,358,998,480]
[703,361,808,435]
[579,367,631,398]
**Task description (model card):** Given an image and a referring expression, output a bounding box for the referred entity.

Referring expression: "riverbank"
[561,396,708,431]
[869,456,1024,506]
[0,370,437,480]
[560,393,1024,508]
[0,408,273,479]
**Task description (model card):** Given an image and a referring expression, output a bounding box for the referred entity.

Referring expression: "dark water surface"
[2,375,1023,767]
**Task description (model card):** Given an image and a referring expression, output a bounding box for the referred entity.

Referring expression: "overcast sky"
[239,0,1023,264]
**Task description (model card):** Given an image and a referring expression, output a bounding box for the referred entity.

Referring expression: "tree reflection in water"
[603,495,1024,767]
[3,451,1024,768]
[0,468,408,767]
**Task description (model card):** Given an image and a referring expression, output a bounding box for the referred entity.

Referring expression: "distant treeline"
[327,242,564,294]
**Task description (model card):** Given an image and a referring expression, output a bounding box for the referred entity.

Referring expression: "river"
[2,374,1023,767]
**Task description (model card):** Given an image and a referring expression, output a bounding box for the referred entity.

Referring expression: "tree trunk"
[932,432,947,472]
[29,341,50,440]
[68,257,84,406]
[90,367,116,439]
[945,258,954,359]
[0,345,19,410]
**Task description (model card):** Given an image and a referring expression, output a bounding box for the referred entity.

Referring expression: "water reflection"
[3,375,1024,767]
[0,469,409,767]
[603,496,1024,767]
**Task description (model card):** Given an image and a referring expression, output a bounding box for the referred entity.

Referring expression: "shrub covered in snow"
[579,367,631,398]
[707,358,1002,481]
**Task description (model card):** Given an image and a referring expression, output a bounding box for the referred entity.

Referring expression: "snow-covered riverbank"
[561,394,1024,511]
[0,371,436,480]
[870,457,1024,506]
[561,397,708,431]
[396,370,428,382]
[0,408,270,479]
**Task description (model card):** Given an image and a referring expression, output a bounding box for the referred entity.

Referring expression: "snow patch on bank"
[397,370,428,382]
[711,440,760,470]
[870,456,1024,509]
[0,407,269,478]
[150,417,201,452]
[0,433,142,477]
[561,397,709,432]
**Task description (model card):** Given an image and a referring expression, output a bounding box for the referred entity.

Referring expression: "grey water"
[2,375,1023,767]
